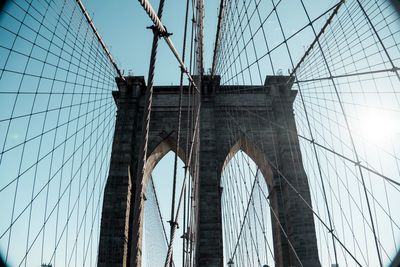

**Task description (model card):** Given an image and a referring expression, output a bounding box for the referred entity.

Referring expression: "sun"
[358,110,400,142]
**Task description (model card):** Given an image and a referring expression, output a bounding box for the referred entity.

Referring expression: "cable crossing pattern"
[0,0,399,266]
[0,0,119,266]
[214,0,400,266]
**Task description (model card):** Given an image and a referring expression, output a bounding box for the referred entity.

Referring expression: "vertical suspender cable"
[131,0,166,265]
[136,0,200,92]
[288,1,346,264]
[165,0,191,263]
[296,1,384,265]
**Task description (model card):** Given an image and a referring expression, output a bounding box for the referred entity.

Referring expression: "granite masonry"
[97,75,320,267]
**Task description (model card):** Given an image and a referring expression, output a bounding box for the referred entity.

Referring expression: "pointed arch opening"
[141,136,189,267]
[142,135,187,193]
[220,137,276,266]
[222,137,274,189]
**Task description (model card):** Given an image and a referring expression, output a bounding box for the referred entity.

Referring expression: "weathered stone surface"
[98,75,320,267]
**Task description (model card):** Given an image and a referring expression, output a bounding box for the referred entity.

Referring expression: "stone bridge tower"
[97,75,320,267]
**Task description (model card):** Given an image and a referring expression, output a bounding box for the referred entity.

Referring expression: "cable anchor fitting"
[168,220,179,229]
[180,65,188,74]
[146,25,173,38]
[180,232,190,240]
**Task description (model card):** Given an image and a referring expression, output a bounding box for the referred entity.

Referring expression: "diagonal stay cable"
[224,109,363,266]
[241,105,400,189]
[211,0,225,76]
[136,0,200,92]
[165,0,192,264]
[130,0,167,265]
[297,2,386,264]
[228,167,259,262]
[149,176,176,267]
[76,0,124,79]
[290,0,345,77]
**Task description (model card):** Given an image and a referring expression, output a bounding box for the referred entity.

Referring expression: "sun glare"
[358,110,400,142]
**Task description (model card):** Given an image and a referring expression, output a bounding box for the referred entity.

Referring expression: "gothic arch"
[100,75,320,267]
[221,136,274,189]
[142,132,187,192]
[219,135,292,266]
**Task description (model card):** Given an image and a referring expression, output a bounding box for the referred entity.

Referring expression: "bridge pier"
[98,75,320,267]
[196,85,224,266]
[98,76,145,267]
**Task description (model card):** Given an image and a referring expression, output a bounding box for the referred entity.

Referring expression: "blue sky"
[82,0,219,85]
[80,1,400,266]
[0,0,399,266]
[78,1,220,265]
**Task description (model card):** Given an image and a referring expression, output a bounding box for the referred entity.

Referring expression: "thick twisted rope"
[131,0,166,265]
[137,0,200,92]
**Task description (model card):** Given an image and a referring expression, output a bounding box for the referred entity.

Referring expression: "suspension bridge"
[0,0,399,266]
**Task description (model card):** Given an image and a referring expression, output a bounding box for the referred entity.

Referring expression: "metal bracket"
[146,25,173,38]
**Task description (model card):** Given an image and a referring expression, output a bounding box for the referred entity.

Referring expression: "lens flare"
[358,110,400,142]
